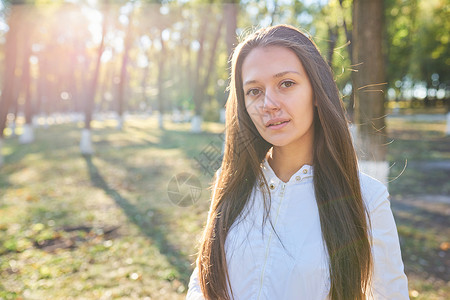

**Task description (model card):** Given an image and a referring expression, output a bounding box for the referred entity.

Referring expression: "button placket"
[268,177,278,192]
[257,181,287,300]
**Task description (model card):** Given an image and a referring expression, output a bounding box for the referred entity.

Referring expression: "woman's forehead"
[241,46,307,83]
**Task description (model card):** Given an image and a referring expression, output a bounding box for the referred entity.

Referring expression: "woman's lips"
[267,120,290,130]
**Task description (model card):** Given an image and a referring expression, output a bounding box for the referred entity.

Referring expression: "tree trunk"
[446,111,450,136]
[338,0,354,121]
[326,24,338,67]
[157,29,166,129]
[141,57,149,111]
[183,18,193,102]
[42,58,53,128]
[191,7,211,133]
[339,0,353,60]
[10,97,19,136]
[200,16,224,104]
[9,56,22,135]
[352,0,388,184]
[0,5,20,139]
[221,1,238,123]
[0,4,22,167]
[270,0,279,26]
[117,10,134,130]
[68,45,80,118]
[19,31,34,144]
[446,96,450,135]
[81,5,107,155]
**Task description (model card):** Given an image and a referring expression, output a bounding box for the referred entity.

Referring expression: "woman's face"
[242,46,315,149]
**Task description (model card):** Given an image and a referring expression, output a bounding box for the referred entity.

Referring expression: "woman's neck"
[267,143,313,183]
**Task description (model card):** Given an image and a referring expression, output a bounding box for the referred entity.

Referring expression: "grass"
[387,118,450,195]
[0,115,449,299]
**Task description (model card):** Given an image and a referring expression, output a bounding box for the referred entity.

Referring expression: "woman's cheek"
[250,110,264,130]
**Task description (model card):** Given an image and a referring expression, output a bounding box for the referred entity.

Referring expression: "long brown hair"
[198,24,372,300]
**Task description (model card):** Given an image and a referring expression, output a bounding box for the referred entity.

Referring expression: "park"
[0,0,449,299]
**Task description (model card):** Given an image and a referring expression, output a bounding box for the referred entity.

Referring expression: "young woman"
[187,25,409,300]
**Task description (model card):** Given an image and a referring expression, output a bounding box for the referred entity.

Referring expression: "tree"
[221,0,238,122]
[385,0,418,97]
[384,0,449,107]
[19,10,35,144]
[116,4,136,130]
[0,2,22,166]
[200,15,224,104]
[352,0,388,184]
[190,6,211,133]
[157,27,166,129]
[80,3,108,155]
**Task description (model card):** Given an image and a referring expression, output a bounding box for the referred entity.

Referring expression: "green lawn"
[0,115,448,299]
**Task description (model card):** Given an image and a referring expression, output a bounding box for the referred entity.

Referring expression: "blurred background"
[0,0,448,299]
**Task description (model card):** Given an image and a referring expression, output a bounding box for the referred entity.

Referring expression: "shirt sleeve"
[368,185,410,300]
[186,264,205,300]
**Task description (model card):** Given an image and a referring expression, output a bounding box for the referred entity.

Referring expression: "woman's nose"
[262,90,281,112]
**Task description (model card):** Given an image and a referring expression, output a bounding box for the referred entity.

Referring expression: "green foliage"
[1,0,447,122]
[386,0,449,89]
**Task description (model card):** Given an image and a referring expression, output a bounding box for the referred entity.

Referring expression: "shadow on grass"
[0,170,13,196]
[95,128,222,161]
[3,125,82,165]
[82,154,192,285]
[392,201,449,232]
[3,137,42,166]
[389,164,450,196]
[391,201,450,282]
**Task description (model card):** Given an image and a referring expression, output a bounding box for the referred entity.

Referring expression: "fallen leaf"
[440,242,449,251]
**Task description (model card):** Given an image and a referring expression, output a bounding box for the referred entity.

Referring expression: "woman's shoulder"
[358,171,390,211]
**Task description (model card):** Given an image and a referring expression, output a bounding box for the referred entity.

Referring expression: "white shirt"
[187,160,409,300]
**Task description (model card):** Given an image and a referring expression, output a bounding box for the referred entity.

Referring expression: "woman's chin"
[262,137,291,148]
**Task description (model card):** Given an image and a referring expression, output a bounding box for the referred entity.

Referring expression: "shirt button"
[269,183,275,190]
[303,169,308,174]
[296,176,301,181]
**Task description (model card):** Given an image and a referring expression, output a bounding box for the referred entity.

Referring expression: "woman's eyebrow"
[243,79,258,86]
[243,70,301,86]
[273,70,301,78]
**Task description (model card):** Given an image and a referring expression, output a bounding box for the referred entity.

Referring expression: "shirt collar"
[260,158,314,188]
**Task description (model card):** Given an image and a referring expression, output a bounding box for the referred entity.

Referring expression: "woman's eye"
[246,89,261,97]
[281,81,295,88]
